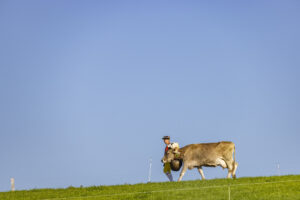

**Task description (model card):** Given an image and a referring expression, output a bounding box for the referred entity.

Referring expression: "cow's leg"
[224,159,236,178]
[178,165,188,182]
[232,162,238,178]
[197,167,205,180]
[226,162,233,178]
[227,170,232,178]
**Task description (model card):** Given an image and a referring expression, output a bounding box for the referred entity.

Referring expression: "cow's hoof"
[233,175,237,179]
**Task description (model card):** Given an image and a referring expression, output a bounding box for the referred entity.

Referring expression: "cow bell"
[170,159,182,171]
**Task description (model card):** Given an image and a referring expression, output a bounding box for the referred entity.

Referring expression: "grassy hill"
[1,175,300,200]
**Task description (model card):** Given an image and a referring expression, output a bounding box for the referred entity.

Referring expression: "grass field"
[1,175,300,200]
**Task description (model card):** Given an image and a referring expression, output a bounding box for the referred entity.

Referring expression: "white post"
[148,158,152,183]
[277,162,280,176]
[228,185,231,200]
[10,178,15,191]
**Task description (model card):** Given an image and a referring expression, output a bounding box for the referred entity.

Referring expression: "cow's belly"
[185,154,228,169]
[194,157,227,169]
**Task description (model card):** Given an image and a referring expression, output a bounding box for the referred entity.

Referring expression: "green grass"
[1,175,300,200]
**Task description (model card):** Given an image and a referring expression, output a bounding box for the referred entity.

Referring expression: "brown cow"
[161,141,238,182]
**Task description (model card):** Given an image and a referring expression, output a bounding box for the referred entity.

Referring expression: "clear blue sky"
[0,0,299,191]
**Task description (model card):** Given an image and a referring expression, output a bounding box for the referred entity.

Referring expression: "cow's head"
[161,148,181,163]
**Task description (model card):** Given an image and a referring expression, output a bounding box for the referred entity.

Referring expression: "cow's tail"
[232,144,237,179]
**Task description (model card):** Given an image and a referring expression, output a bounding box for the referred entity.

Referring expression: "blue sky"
[0,0,299,191]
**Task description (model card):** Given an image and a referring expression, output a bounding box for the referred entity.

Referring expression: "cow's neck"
[177,147,187,160]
